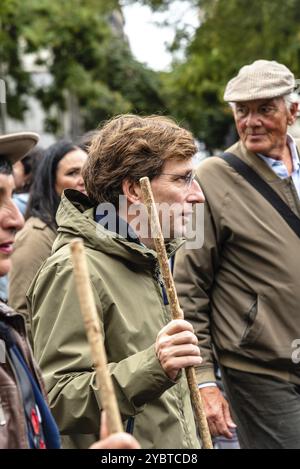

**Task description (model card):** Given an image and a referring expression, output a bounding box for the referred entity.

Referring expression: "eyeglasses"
[159,171,196,189]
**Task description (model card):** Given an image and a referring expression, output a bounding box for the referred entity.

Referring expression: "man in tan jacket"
[175,60,300,449]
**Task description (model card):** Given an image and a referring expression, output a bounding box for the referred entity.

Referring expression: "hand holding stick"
[70,238,123,435]
[140,177,213,449]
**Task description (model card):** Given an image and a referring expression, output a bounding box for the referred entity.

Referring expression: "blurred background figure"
[13,146,44,216]
[76,129,98,153]
[288,92,300,138]
[9,140,87,340]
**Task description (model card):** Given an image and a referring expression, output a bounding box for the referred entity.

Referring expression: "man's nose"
[245,111,262,127]
[188,179,205,203]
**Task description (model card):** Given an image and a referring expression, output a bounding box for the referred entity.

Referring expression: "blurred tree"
[0,0,166,134]
[123,0,177,10]
[3,0,300,146]
[161,0,300,150]
[0,0,33,120]
[129,0,300,150]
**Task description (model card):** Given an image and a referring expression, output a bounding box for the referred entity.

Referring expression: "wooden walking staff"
[70,238,123,435]
[140,177,213,449]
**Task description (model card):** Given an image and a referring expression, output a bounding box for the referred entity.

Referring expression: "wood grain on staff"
[140,176,213,449]
[70,238,123,435]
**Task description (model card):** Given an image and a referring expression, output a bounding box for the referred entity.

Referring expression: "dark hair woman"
[8,140,87,340]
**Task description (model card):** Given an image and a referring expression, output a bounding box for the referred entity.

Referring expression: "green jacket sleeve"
[28,254,176,435]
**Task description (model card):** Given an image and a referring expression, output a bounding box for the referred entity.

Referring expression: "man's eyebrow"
[172,170,192,177]
[259,98,278,105]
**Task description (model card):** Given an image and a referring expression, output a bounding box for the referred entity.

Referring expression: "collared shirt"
[257,134,300,199]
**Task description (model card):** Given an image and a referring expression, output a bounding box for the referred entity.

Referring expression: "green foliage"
[0,0,166,134]
[3,0,300,146]
[0,1,32,118]
[160,0,300,150]
[122,0,173,11]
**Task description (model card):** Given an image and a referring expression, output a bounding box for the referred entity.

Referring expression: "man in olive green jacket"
[28,115,205,449]
[175,60,300,449]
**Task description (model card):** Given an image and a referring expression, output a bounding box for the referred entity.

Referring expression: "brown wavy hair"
[82,114,197,206]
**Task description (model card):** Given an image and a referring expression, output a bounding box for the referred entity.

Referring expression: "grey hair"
[283,92,299,111]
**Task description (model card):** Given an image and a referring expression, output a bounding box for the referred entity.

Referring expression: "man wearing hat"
[175,60,300,448]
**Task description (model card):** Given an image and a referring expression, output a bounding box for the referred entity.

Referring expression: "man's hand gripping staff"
[140,176,213,449]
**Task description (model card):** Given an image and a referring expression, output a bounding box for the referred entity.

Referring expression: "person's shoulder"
[29,217,53,232]
[28,246,73,299]
[197,155,226,174]
[15,217,55,247]
[17,217,49,235]
[37,240,100,276]
[196,141,242,178]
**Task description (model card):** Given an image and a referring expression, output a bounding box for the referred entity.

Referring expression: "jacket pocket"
[240,297,259,346]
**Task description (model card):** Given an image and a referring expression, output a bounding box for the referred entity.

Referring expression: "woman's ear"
[122,178,142,205]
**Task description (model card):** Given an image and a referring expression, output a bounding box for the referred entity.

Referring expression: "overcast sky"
[122,1,199,71]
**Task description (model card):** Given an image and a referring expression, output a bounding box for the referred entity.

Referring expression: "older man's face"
[233,97,298,157]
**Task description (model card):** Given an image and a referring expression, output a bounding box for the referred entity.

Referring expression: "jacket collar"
[227,138,300,183]
[55,189,184,266]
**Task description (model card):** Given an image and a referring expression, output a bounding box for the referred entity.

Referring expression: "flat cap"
[224,59,295,102]
[0,132,39,165]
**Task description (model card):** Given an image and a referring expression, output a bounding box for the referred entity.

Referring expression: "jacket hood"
[53,189,184,267]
